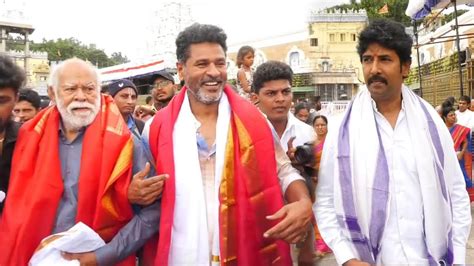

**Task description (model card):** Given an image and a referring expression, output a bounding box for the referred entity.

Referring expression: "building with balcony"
[226,9,367,102]
[308,9,368,101]
[7,50,50,89]
[0,1,50,90]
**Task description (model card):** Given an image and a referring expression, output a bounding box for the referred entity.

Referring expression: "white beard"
[189,87,223,105]
[55,95,100,131]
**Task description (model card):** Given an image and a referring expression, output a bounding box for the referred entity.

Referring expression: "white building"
[0,0,30,25]
[146,1,194,69]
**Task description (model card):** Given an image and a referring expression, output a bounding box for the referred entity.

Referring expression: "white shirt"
[273,112,316,153]
[455,109,474,130]
[374,103,428,264]
[315,100,472,265]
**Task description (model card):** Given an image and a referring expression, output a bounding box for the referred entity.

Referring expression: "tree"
[110,52,129,65]
[441,10,468,25]
[327,0,411,26]
[5,35,26,51]
[5,37,129,67]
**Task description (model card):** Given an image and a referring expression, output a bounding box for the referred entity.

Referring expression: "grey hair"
[48,58,101,94]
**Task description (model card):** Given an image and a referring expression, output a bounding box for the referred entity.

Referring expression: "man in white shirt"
[253,60,316,266]
[455,95,474,130]
[314,19,471,265]
[253,61,316,152]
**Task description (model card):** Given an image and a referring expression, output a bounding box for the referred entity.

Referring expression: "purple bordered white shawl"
[335,86,455,264]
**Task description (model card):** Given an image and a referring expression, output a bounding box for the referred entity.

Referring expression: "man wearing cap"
[108,79,145,134]
[150,71,176,111]
[135,71,176,120]
[108,79,162,208]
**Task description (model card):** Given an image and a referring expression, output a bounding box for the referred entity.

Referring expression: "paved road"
[314,203,474,265]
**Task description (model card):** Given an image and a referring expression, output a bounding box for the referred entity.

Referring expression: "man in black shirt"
[0,55,25,213]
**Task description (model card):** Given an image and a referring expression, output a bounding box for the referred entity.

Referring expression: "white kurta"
[314,88,472,265]
[372,102,428,263]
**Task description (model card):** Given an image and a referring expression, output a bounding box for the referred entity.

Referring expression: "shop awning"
[292,86,315,92]
[100,56,166,82]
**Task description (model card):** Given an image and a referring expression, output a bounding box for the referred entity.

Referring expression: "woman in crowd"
[313,115,328,173]
[442,105,473,188]
[311,115,332,257]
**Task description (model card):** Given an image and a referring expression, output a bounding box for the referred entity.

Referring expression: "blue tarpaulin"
[406,0,474,20]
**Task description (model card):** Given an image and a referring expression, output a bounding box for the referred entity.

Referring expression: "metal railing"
[320,100,350,117]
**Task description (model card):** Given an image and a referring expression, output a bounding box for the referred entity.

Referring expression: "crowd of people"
[438,95,474,188]
[0,18,472,266]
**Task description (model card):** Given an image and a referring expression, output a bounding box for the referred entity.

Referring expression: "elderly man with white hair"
[0,58,161,265]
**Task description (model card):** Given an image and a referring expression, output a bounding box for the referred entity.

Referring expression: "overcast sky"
[12,0,349,59]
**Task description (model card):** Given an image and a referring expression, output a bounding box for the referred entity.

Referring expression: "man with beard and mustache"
[141,23,312,265]
[0,58,162,265]
[0,55,25,215]
[314,19,471,265]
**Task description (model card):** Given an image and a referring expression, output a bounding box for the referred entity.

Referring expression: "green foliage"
[327,0,411,26]
[109,52,129,66]
[441,10,468,25]
[5,35,26,51]
[6,37,129,68]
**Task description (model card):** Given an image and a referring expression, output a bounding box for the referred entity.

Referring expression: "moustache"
[67,102,95,112]
[368,75,388,85]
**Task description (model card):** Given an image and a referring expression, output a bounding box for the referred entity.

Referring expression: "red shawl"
[0,95,135,265]
[148,86,291,265]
